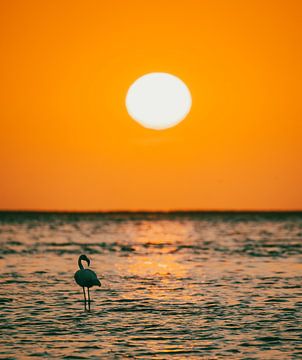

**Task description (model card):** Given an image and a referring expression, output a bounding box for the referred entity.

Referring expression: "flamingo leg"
[88,287,91,311]
[82,286,87,304]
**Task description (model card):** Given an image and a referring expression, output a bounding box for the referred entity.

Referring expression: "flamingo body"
[74,268,101,288]
[74,254,101,310]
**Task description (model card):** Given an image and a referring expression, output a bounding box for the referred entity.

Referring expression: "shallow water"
[0,212,302,359]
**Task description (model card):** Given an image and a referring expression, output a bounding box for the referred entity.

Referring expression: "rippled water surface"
[0,212,302,359]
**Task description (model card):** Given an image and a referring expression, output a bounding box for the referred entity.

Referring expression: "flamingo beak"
[86,258,90,267]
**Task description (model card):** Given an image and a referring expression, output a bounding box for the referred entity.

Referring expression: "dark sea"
[0,212,302,359]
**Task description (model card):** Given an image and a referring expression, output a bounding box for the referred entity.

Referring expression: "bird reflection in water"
[74,254,101,311]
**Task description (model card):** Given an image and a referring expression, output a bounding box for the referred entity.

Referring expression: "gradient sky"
[1,0,301,211]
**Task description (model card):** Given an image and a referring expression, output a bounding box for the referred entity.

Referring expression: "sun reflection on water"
[128,220,194,245]
[127,254,187,277]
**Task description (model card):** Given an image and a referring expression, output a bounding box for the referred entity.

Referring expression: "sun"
[125,72,192,130]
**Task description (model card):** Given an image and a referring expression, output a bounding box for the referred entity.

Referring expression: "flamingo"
[74,254,101,310]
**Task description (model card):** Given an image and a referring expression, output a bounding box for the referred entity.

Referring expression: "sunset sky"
[1,0,301,211]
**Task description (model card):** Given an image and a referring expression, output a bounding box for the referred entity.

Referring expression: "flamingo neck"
[78,257,84,270]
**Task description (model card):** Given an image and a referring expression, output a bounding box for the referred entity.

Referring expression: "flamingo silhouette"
[74,254,101,310]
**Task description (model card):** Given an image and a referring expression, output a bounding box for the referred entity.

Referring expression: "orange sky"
[1,0,301,211]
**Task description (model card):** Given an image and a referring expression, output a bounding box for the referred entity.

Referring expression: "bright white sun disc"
[126,72,192,130]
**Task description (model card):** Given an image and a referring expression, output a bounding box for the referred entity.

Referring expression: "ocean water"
[0,212,302,359]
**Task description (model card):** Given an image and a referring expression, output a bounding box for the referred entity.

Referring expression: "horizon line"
[0,209,302,214]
